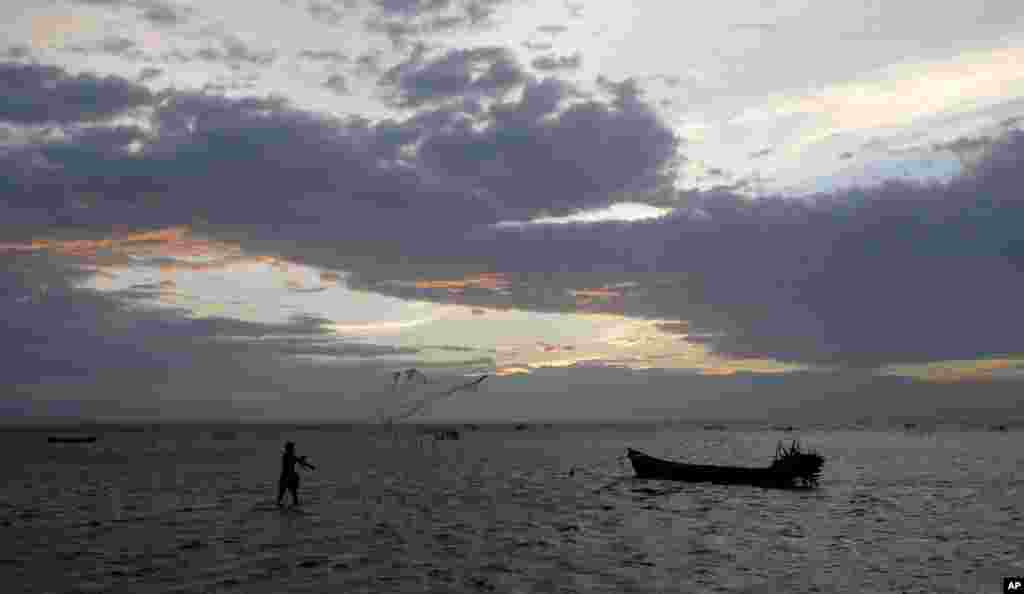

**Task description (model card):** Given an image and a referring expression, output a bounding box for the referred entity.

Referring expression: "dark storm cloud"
[8,103,1024,370]
[287,129,1024,369]
[0,63,152,124]
[381,46,526,107]
[0,59,680,242]
[506,132,1024,366]
[411,75,681,217]
[30,60,1024,369]
[530,52,581,72]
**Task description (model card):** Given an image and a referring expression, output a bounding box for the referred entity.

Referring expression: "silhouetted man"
[277,441,315,507]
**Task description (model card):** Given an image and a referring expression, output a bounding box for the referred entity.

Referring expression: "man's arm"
[299,456,316,470]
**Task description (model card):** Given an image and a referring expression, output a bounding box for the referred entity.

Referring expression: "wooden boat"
[627,441,824,490]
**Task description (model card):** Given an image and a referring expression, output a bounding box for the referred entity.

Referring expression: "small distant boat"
[703,424,727,431]
[771,425,795,432]
[991,424,1009,432]
[514,423,529,431]
[433,429,460,440]
[627,441,824,490]
[47,435,97,444]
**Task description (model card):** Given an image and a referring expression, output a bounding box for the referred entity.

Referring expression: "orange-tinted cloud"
[569,288,623,299]
[1,227,276,280]
[917,359,1019,383]
[30,14,95,49]
[494,366,531,376]
[699,367,738,376]
[413,272,512,292]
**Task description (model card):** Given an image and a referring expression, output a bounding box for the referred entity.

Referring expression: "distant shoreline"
[2,417,1019,432]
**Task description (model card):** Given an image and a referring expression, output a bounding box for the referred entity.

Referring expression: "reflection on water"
[2,424,1021,593]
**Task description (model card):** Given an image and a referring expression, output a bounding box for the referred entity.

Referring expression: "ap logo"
[1006,577,1024,593]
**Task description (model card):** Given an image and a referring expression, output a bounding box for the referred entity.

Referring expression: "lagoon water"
[3,423,1022,593]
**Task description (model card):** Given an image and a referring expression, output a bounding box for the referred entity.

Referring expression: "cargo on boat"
[627,440,824,490]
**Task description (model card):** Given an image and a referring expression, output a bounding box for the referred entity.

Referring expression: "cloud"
[931,135,993,170]
[306,0,349,26]
[0,253,446,421]
[365,0,505,47]
[324,74,349,94]
[0,59,680,253]
[355,51,383,76]
[521,41,553,52]
[327,131,1024,369]
[5,46,32,60]
[0,63,152,124]
[66,36,144,59]
[140,0,190,26]
[299,49,349,63]
[536,24,568,36]
[728,23,778,32]
[530,52,581,72]
[381,46,525,107]
[196,35,277,66]
[21,62,1024,369]
[137,66,163,82]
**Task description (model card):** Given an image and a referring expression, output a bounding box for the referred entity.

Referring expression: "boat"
[627,441,824,490]
[47,435,97,444]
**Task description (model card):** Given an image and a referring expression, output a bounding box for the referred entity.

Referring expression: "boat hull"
[627,448,815,490]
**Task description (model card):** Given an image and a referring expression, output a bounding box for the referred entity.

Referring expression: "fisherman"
[277,441,316,507]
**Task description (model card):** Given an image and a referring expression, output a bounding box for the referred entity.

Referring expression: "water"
[2,424,1021,593]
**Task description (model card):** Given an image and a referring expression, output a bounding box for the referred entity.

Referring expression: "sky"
[2,0,1024,423]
